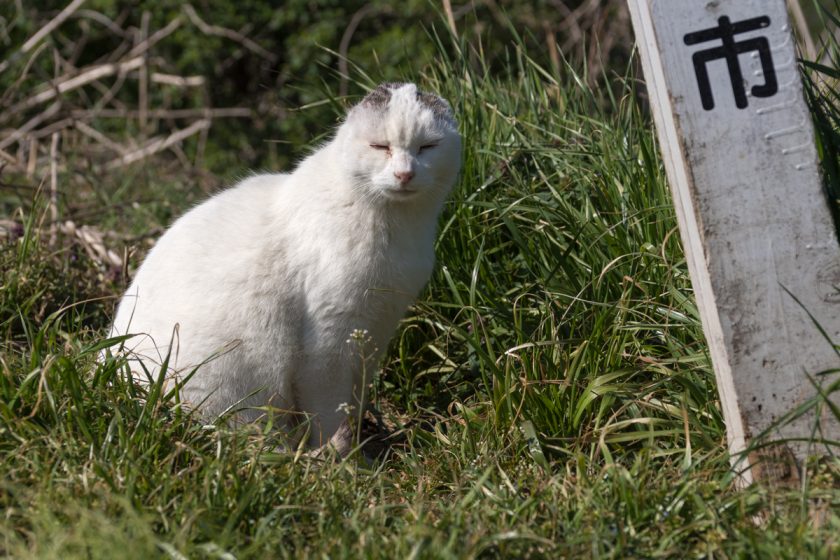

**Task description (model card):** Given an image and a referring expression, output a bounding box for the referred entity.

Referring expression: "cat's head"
[338,82,461,204]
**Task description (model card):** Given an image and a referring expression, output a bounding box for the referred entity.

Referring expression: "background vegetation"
[1,1,839,558]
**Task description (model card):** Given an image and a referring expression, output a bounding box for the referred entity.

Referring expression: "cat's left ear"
[416,91,456,128]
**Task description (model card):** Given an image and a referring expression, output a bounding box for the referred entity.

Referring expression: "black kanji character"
[684,16,778,111]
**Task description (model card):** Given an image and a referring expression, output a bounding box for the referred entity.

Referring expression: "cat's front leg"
[295,354,366,449]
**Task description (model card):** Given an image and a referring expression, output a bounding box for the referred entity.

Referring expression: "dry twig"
[71,107,252,119]
[126,17,182,59]
[0,5,264,178]
[74,121,128,156]
[61,221,122,268]
[138,11,150,134]
[182,4,278,63]
[49,132,59,247]
[1,57,143,123]
[105,119,211,169]
[0,0,87,74]
[151,73,206,87]
[0,102,62,151]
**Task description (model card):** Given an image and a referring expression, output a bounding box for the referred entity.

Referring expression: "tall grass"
[1,16,839,560]
[803,0,840,234]
[411,41,718,460]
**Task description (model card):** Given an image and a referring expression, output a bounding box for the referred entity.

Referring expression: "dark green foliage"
[803,0,840,236]
[0,1,632,174]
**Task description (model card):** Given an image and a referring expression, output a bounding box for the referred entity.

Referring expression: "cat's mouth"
[383,187,419,199]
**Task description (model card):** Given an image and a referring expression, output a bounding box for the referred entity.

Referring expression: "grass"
[2,12,840,560]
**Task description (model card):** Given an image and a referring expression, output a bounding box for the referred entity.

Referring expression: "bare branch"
[151,73,206,87]
[31,117,75,139]
[182,4,278,63]
[74,121,129,155]
[138,11,150,134]
[61,221,122,268]
[0,8,266,182]
[0,42,50,107]
[23,0,87,53]
[70,107,252,119]
[87,67,129,114]
[27,139,38,178]
[0,101,62,150]
[1,57,143,123]
[126,17,183,59]
[0,0,87,74]
[105,119,210,169]
[0,148,22,169]
[74,9,127,38]
[49,132,59,246]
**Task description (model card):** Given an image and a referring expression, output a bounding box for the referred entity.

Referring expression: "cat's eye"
[419,143,439,153]
[370,144,390,151]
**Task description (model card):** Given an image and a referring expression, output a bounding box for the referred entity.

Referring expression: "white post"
[627,0,840,485]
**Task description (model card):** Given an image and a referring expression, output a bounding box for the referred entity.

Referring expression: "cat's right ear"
[359,84,394,110]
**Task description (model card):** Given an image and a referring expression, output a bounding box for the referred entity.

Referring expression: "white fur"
[110,83,461,446]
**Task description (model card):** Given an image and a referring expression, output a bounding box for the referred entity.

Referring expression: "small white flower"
[336,402,355,414]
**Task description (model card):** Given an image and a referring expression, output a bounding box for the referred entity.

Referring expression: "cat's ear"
[359,84,392,110]
[357,82,407,110]
[416,92,456,127]
[346,84,393,122]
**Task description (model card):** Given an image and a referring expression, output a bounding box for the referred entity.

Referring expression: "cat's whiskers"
[349,179,386,208]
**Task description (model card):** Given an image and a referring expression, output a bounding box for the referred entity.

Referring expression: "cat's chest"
[311,226,430,295]
[292,213,430,310]
[268,197,434,334]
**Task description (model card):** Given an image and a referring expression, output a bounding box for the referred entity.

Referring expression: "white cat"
[110,82,461,450]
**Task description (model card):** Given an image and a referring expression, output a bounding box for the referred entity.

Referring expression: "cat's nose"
[394,170,415,185]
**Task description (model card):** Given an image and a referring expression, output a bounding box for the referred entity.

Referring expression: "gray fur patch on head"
[360,82,404,108]
[416,91,455,125]
[358,82,455,126]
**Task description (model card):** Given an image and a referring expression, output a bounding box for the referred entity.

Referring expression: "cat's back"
[139,173,288,271]
[113,173,291,335]
[163,172,287,245]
